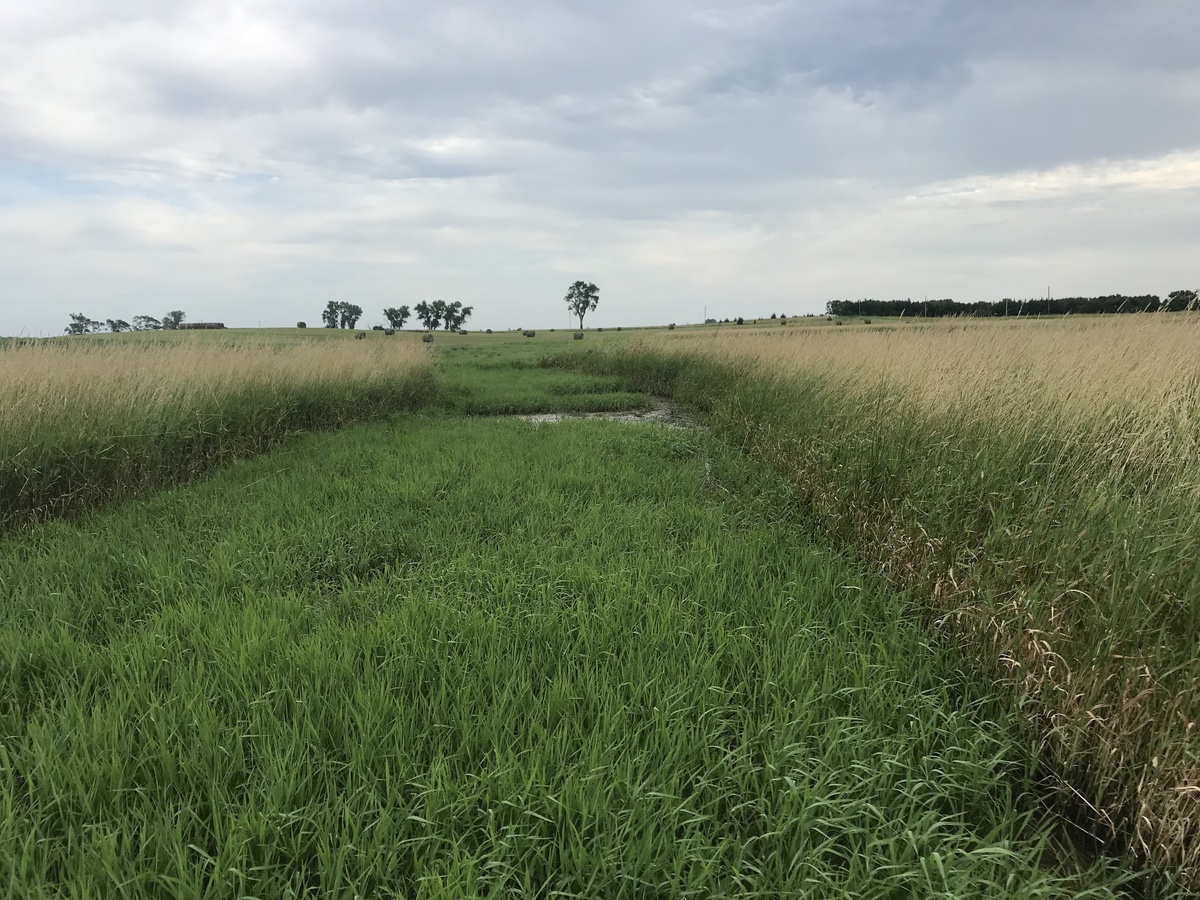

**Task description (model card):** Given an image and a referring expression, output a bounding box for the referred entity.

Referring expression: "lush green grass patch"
[0,415,1131,898]
[434,342,648,415]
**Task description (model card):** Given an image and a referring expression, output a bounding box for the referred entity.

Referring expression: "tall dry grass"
[656,314,1200,419]
[0,334,435,527]
[556,314,1200,890]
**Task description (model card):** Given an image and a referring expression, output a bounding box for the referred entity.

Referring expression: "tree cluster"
[825,293,1196,318]
[414,300,473,331]
[383,306,410,329]
[65,311,185,335]
[321,302,364,329]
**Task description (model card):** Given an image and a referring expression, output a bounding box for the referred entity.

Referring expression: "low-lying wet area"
[517,398,698,429]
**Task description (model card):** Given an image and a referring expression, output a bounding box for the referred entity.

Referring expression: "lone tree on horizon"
[565,281,599,331]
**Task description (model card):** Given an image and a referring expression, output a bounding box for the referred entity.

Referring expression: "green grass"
[433,339,648,415]
[548,340,1200,891]
[0,413,1135,898]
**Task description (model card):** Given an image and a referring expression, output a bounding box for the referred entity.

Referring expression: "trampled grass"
[0,332,435,529]
[552,313,1200,889]
[0,415,1132,897]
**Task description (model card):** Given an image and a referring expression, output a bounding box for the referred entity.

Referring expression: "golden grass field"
[2,332,430,439]
[655,315,1200,497]
[654,314,1200,418]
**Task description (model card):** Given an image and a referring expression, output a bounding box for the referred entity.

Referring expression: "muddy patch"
[517,398,698,429]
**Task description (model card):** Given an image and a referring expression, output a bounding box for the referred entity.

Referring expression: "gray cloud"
[1,1,1198,335]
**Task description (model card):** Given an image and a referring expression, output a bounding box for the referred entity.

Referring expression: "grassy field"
[552,313,1200,889]
[0,331,434,529]
[0,323,1178,895]
[0,410,1133,897]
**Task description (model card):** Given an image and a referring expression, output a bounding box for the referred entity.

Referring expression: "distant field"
[555,313,1200,889]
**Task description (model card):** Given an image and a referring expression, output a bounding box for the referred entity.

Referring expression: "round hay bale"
[422,333,434,342]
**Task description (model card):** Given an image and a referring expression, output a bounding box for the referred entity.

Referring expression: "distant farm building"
[178,322,226,330]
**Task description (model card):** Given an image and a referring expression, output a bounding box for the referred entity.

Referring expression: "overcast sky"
[2,1,1198,334]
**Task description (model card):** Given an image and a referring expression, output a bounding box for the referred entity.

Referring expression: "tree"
[106,319,132,332]
[1164,290,1198,312]
[414,300,441,331]
[565,281,599,330]
[441,301,473,331]
[64,313,103,335]
[319,301,364,329]
[162,310,186,330]
[383,305,411,329]
[132,315,162,331]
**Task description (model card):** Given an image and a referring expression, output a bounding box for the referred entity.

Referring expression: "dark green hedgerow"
[547,345,1200,892]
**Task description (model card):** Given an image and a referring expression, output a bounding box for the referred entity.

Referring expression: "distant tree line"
[65,311,186,334]
[826,292,1198,318]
